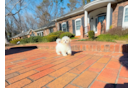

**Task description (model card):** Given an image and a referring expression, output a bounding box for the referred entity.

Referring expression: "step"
[6,41,128,53]
[36,41,128,53]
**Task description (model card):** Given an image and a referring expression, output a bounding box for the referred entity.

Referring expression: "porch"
[83,0,114,37]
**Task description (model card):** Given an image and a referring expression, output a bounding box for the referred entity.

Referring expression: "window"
[30,32,35,36]
[62,22,67,32]
[122,5,128,28]
[41,32,44,36]
[37,33,39,36]
[37,31,44,36]
[75,19,81,30]
[124,7,128,22]
[49,28,53,33]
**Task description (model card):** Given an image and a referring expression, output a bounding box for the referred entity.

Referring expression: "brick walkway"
[5,48,128,88]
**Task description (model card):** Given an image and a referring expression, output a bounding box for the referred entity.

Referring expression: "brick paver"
[5,47,128,88]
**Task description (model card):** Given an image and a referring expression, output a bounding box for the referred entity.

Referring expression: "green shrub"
[20,38,29,44]
[59,32,75,38]
[10,39,21,44]
[41,36,48,42]
[49,31,64,38]
[20,36,44,44]
[46,35,58,42]
[88,31,95,39]
[96,34,119,42]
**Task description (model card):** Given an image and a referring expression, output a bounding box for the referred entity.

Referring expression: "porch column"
[106,3,111,31]
[84,10,88,33]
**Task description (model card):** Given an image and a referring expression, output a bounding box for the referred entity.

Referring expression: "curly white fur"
[56,36,72,56]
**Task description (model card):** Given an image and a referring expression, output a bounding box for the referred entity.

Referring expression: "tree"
[5,0,28,44]
[82,0,91,5]
[67,0,78,11]
[60,7,66,16]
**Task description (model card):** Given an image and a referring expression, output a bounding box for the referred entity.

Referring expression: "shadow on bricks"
[104,83,128,88]
[5,46,37,55]
[71,51,82,56]
[119,44,128,70]
[104,44,128,88]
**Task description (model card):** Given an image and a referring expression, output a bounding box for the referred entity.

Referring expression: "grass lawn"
[78,34,128,44]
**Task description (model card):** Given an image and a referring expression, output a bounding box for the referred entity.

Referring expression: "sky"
[23,0,94,18]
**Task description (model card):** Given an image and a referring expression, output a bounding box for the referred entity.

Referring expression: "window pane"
[124,7,128,22]
[50,28,53,33]
[42,32,44,36]
[76,20,81,30]
[62,23,67,32]
[30,32,35,36]
[125,8,128,15]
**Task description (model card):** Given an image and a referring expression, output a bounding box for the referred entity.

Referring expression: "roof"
[34,21,56,32]
[11,29,33,39]
[43,21,55,28]
[61,6,84,17]
[53,6,84,21]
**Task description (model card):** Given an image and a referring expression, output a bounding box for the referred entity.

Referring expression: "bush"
[46,35,58,42]
[88,31,95,39]
[59,32,75,38]
[106,27,128,36]
[41,36,48,42]
[49,31,64,38]
[96,34,119,42]
[10,39,21,44]
[20,38,28,44]
[20,36,44,44]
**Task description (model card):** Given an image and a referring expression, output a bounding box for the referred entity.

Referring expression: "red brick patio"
[5,42,128,88]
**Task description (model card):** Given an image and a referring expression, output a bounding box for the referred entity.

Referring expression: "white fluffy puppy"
[56,36,72,56]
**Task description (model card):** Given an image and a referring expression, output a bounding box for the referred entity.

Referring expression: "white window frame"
[37,31,43,36]
[122,5,128,28]
[75,18,81,31]
[61,22,67,32]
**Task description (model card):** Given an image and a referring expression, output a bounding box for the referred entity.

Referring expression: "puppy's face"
[61,36,71,45]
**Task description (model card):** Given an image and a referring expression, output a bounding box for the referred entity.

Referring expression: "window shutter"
[66,21,69,32]
[117,6,124,27]
[59,23,61,31]
[51,28,53,33]
[72,20,76,35]
[81,16,84,27]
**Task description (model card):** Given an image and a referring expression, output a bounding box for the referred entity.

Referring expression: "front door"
[95,15,106,33]
[75,18,81,36]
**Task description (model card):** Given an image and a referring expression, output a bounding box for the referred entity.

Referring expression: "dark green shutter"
[66,21,69,32]
[59,23,61,31]
[117,6,124,27]
[81,16,84,27]
[72,20,76,35]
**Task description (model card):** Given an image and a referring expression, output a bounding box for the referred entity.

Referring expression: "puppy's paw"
[63,54,67,56]
[67,51,72,55]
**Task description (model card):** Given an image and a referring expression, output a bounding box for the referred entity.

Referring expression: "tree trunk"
[5,31,9,44]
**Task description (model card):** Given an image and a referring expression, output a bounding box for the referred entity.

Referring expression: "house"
[52,0,128,37]
[11,29,37,40]
[12,0,128,40]
[34,21,57,36]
